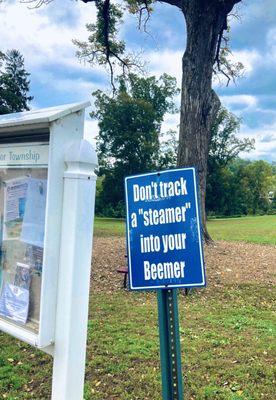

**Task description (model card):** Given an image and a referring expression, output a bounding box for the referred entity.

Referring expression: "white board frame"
[0,105,88,348]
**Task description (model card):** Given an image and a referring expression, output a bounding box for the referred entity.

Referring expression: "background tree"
[0,49,33,114]
[207,159,276,217]
[206,156,275,217]
[208,107,254,168]
[237,160,274,214]
[158,129,178,169]
[206,107,254,215]
[0,52,5,68]
[94,73,179,216]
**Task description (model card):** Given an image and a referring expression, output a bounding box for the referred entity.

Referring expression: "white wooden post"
[51,139,98,400]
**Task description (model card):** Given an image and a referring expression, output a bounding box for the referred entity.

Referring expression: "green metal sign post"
[157,289,183,400]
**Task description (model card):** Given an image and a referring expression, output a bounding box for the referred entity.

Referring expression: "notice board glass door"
[0,142,48,333]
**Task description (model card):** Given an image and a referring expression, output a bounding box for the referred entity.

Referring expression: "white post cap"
[64,139,98,178]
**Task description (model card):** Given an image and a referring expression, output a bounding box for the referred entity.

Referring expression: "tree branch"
[214,16,227,71]
[138,0,151,32]
[20,0,53,7]
[157,0,182,9]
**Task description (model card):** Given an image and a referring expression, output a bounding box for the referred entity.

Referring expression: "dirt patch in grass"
[91,238,276,293]
[205,240,276,287]
[91,237,127,293]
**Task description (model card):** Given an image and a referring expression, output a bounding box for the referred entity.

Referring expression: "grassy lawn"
[86,286,275,400]
[94,217,126,237]
[208,215,276,245]
[0,216,275,399]
[0,285,275,399]
[94,215,276,245]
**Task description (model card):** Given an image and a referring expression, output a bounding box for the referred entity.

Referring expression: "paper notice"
[14,262,31,290]
[3,178,28,240]
[20,179,47,248]
[25,245,43,274]
[0,283,29,324]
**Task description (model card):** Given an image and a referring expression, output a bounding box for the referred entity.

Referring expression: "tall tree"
[75,0,243,241]
[93,73,179,216]
[0,49,33,114]
[176,1,242,241]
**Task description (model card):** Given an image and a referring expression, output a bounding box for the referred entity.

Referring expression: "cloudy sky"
[0,0,275,162]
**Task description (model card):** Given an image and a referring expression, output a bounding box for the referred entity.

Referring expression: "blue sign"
[125,168,206,290]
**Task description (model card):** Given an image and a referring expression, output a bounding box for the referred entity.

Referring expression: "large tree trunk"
[177,0,238,242]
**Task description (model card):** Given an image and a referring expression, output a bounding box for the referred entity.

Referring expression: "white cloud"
[146,49,183,83]
[224,27,276,79]
[230,49,262,74]
[48,75,101,96]
[220,94,258,111]
[239,121,276,161]
[161,113,179,135]
[220,92,276,161]
[1,5,55,62]
[0,2,101,75]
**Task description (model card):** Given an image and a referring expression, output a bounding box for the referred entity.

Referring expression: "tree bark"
[177,0,239,242]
